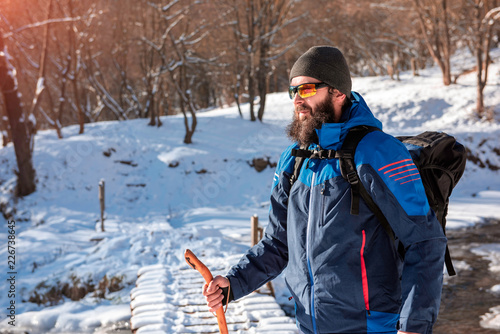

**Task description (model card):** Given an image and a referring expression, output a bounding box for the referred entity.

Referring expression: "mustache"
[295,105,311,112]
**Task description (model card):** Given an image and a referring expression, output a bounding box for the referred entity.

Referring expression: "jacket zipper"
[307,171,318,333]
[320,181,326,226]
[360,230,370,315]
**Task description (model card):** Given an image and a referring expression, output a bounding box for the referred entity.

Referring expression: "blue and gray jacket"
[226,92,446,334]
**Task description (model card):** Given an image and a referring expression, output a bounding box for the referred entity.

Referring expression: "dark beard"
[286,98,337,147]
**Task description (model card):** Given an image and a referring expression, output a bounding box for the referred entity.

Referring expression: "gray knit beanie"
[290,46,352,99]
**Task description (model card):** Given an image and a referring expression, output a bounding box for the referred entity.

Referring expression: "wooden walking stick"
[184,249,229,334]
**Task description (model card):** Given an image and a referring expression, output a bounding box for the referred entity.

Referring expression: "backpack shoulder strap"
[290,145,309,187]
[290,145,338,187]
[336,126,397,242]
[337,126,379,213]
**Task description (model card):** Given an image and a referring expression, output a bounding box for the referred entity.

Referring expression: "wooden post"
[99,179,105,232]
[251,214,259,246]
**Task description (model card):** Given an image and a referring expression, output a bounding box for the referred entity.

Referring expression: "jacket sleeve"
[356,131,447,334]
[225,146,295,300]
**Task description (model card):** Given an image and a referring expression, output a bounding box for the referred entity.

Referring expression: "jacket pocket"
[360,230,370,314]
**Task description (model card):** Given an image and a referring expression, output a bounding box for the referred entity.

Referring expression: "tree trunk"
[257,88,266,122]
[257,44,269,122]
[475,23,485,117]
[29,0,54,128]
[72,78,85,134]
[56,76,68,139]
[473,2,497,118]
[246,0,256,122]
[155,79,163,127]
[183,113,196,144]
[235,75,243,118]
[147,84,156,126]
[441,0,452,86]
[235,92,243,118]
[0,36,36,196]
[247,62,256,122]
[175,64,196,144]
[476,78,485,117]
[68,0,85,134]
[475,45,490,118]
[411,58,419,76]
[184,88,198,144]
[148,75,161,127]
[181,99,197,144]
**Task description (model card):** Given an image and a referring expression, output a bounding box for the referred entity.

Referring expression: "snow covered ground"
[0,49,499,333]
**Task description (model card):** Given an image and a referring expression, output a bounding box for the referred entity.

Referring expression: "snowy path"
[130,263,298,334]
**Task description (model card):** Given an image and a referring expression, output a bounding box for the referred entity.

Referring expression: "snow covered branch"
[2,17,84,38]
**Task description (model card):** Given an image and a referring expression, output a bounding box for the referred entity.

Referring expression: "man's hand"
[202,275,230,313]
[397,331,420,334]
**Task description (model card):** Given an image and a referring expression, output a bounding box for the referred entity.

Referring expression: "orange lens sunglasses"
[288,82,329,99]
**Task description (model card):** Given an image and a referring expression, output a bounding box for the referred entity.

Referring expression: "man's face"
[287,76,345,146]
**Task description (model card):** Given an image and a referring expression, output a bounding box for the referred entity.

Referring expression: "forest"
[1,0,499,197]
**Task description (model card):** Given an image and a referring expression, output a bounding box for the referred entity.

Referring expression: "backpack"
[290,125,467,276]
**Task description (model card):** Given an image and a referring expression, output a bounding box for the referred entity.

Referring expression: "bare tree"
[28,0,66,138]
[0,33,36,196]
[137,0,163,126]
[256,0,298,122]
[413,0,453,85]
[67,0,86,134]
[465,1,500,117]
[2,0,102,136]
[286,0,428,80]
[153,0,214,143]
[243,0,258,121]
[224,0,298,122]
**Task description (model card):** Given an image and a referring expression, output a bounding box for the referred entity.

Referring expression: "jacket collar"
[313,91,382,150]
[315,123,342,150]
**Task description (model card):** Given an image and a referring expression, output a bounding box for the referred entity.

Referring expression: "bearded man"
[203,46,446,334]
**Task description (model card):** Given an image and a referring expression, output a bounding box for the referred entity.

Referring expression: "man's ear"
[334,90,346,104]
[329,87,345,99]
